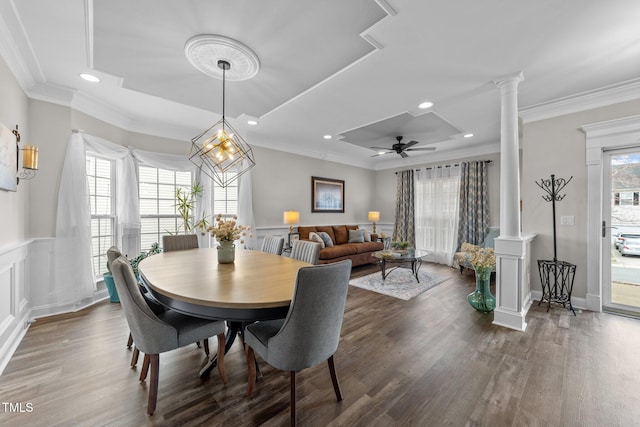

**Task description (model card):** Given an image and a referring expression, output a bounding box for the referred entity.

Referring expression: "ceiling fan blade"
[370,147,392,150]
[402,140,420,149]
[400,151,409,158]
[406,147,437,151]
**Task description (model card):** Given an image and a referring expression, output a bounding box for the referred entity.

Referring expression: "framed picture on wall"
[311,176,344,213]
[288,232,300,248]
[0,124,18,192]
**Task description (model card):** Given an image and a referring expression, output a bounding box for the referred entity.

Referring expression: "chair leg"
[216,333,226,383]
[139,354,150,381]
[131,346,140,367]
[290,371,296,427]
[203,338,210,356]
[147,354,159,415]
[245,345,256,397]
[126,332,133,349]
[327,355,343,401]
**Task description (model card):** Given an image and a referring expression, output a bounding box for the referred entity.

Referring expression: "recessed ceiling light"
[463,133,474,138]
[80,73,100,83]
[323,135,332,140]
[378,151,386,155]
[247,120,258,125]
[418,101,433,109]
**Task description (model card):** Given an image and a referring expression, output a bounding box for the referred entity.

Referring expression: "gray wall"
[522,98,640,299]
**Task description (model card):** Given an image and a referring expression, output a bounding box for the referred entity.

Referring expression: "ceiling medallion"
[184,35,260,81]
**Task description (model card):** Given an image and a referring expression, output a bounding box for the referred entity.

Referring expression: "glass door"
[603,148,640,315]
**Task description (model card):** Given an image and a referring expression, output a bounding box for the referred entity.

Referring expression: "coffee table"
[372,250,428,283]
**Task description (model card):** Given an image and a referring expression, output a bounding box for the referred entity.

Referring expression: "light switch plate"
[560,215,575,225]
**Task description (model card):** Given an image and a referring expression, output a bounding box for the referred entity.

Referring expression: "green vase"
[467,266,495,313]
[217,240,236,264]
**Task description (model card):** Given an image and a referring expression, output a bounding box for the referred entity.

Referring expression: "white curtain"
[237,163,257,250]
[53,132,257,305]
[54,133,138,304]
[414,166,461,266]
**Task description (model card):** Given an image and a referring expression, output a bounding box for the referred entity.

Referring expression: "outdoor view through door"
[607,150,640,314]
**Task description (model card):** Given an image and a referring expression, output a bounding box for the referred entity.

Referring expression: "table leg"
[412,259,422,283]
[379,259,387,280]
[199,321,242,378]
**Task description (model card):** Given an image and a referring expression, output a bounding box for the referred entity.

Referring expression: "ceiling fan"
[371,136,436,158]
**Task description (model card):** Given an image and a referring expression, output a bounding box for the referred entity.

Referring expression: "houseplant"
[103,243,161,302]
[173,182,208,235]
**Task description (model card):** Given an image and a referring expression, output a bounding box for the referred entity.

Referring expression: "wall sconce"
[12,125,38,184]
[283,210,300,233]
[368,211,380,234]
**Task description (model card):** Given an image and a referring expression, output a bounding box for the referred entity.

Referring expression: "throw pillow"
[348,229,365,243]
[316,231,334,248]
[363,229,371,242]
[308,232,325,248]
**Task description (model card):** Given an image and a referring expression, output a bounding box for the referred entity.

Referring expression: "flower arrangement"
[207,214,249,243]
[465,247,496,273]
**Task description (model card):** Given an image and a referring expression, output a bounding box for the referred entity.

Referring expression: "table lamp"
[368,211,380,234]
[283,210,300,233]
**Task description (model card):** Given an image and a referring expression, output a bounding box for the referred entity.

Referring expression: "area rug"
[349,268,449,300]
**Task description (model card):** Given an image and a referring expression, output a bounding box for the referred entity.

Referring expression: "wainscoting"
[0,241,31,375]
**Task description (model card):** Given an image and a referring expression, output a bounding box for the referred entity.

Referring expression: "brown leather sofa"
[297,225,384,267]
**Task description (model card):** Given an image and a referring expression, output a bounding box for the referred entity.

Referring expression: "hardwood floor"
[2,262,640,426]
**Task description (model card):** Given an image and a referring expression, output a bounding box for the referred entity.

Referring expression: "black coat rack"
[534,174,577,315]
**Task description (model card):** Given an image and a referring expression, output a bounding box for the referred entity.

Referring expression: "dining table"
[138,247,311,378]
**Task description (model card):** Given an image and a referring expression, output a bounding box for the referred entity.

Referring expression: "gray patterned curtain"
[457,161,490,249]
[393,169,415,247]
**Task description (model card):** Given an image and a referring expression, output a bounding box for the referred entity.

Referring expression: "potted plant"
[390,240,411,254]
[103,242,162,303]
[172,182,209,235]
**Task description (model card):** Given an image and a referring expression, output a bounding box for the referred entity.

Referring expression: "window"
[87,155,115,276]
[138,166,192,252]
[214,172,238,218]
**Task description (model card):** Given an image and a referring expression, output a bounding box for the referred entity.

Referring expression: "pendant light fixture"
[187,36,257,188]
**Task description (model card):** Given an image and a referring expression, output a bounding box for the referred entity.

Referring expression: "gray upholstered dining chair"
[260,235,285,255]
[111,255,227,415]
[161,234,210,355]
[244,259,352,425]
[289,239,321,265]
[162,234,199,252]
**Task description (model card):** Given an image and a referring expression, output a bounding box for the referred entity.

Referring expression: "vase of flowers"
[465,247,496,313]
[207,214,248,264]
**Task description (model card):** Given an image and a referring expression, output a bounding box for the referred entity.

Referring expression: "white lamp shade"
[283,211,300,225]
[368,211,380,222]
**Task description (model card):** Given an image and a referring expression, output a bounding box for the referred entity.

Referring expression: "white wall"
[0,55,32,374]
[522,98,640,301]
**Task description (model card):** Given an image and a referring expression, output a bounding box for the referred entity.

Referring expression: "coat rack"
[535,174,577,315]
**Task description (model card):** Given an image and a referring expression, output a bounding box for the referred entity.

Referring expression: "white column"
[493,72,534,331]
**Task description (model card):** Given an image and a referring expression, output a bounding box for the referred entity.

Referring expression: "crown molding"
[520,78,640,124]
[0,1,40,92]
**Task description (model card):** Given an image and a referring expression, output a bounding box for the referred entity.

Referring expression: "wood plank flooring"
[2,262,640,426]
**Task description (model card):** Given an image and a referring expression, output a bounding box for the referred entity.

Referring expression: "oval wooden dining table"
[138,247,311,377]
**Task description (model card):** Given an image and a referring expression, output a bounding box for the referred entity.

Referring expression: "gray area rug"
[349,268,449,300]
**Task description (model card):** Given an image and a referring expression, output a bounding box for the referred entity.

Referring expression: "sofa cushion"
[316,231,334,248]
[348,229,365,243]
[297,226,317,241]
[308,232,325,248]
[353,241,384,254]
[333,225,349,245]
[316,226,336,244]
[319,244,357,260]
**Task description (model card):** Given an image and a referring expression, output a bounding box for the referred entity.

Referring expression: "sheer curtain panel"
[414,166,461,265]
